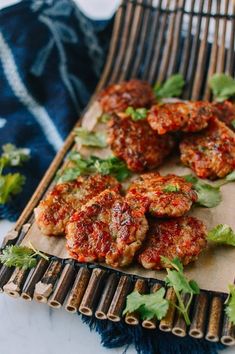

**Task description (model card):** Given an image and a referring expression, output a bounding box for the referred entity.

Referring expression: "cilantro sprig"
[123,287,169,321]
[125,107,148,121]
[57,151,131,183]
[163,184,180,193]
[209,74,235,102]
[74,127,107,148]
[183,174,222,208]
[154,74,185,101]
[0,243,49,270]
[207,224,235,246]
[161,257,200,326]
[0,144,30,204]
[225,284,235,325]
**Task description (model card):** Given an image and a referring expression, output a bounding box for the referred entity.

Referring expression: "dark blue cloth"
[0,0,112,220]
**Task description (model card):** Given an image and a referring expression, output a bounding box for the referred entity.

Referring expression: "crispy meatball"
[180,118,235,179]
[147,102,215,135]
[213,101,235,131]
[138,216,207,270]
[108,115,175,172]
[98,79,155,114]
[34,175,121,236]
[126,173,197,217]
[66,190,148,268]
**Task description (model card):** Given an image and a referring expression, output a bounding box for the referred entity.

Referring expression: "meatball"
[66,190,148,268]
[34,174,121,236]
[147,102,215,135]
[126,173,197,217]
[98,79,155,114]
[138,216,207,270]
[213,101,235,131]
[180,118,235,179]
[108,115,175,172]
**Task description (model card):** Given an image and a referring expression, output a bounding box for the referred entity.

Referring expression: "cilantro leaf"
[207,224,235,246]
[99,113,111,123]
[154,74,185,100]
[231,120,235,129]
[183,174,222,208]
[125,107,148,121]
[209,74,235,102]
[0,173,25,204]
[226,170,235,182]
[1,144,30,167]
[225,284,235,324]
[123,288,169,321]
[74,127,107,148]
[163,184,180,193]
[0,244,49,270]
[161,256,183,272]
[58,152,131,183]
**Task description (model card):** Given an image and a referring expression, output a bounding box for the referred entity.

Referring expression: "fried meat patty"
[126,173,197,217]
[138,216,207,270]
[108,115,175,172]
[98,79,155,114]
[180,118,235,179]
[66,190,148,268]
[213,101,235,131]
[35,175,121,236]
[147,102,215,135]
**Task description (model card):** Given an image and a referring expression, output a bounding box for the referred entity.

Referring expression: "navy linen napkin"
[0,1,227,353]
[0,0,112,220]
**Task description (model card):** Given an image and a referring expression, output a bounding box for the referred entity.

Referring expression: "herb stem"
[28,242,49,261]
[174,288,191,326]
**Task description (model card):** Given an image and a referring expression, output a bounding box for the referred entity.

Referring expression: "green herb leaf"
[163,184,180,193]
[209,74,235,102]
[99,113,111,123]
[123,288,169,321]
[225,284,235,325]
[58,152,131,183]
[125,107,148,121]
[207,224,235,246]
[154,74,185,100]
[231,120,235,129]
[0,244,49,270]
[183,174,222,208]
[74,127,107,148]
[1,144,30,167]
[0,173,25,204]
[161,256,200,325]
[226,170,235,182]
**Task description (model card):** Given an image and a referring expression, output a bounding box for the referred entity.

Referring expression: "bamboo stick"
[79,268,106,316]
[21,258,49,301]
[107,275,132,322]
[95,273,119,320]
[34,259,63,303]
[125,278,147,325]
[65,267,91,313]
[0,265,15,293]
[206,296,223,342]
[221,314,235,346]
[142,283,161,329]
[3,267,29,298]
[189,292,208,339]
[159,287,177,332]
[48,262,76,308]
[172,293,190,337]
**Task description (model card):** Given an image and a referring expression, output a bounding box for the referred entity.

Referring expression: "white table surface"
[0,1,234,353]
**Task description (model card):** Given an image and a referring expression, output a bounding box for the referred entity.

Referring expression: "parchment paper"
[22,102,235,293]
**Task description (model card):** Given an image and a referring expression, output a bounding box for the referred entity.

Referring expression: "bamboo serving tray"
[1,0,235,346]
